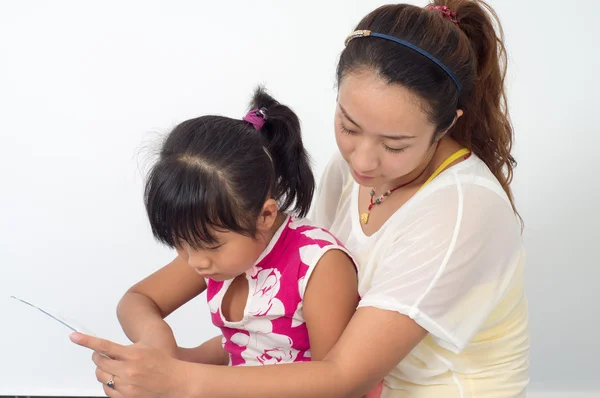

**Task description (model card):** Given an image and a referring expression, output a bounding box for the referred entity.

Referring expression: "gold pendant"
[360,212,370,224]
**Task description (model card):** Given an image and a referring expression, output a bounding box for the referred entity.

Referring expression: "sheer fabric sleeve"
[358,177,523,353]
[310,152,350,230]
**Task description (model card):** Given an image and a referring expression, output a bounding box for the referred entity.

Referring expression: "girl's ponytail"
[249,87,315,217]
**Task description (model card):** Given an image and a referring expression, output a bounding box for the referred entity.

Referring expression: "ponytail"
[249,87,315,217]
[444,0,518,213]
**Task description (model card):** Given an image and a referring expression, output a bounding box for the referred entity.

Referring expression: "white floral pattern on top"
[206,216,354,367]
[247,267,284,317]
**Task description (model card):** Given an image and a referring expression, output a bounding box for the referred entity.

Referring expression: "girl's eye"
[339,124,356,135]
[205,244,223,252]
[384,145,407,154]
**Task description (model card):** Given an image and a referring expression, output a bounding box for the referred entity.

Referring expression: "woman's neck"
[372,136,464,194]
[374,140,441,194]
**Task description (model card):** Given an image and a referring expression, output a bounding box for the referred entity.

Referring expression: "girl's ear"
[256,199,279,232]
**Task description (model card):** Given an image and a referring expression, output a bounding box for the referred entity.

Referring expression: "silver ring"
[107,376,115,389]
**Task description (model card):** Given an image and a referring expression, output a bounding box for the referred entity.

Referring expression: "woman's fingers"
[102,382,124,398]
[96,367,123,398]
[74,334,187,398]
[92,350,123,376]
[70,332,128,359]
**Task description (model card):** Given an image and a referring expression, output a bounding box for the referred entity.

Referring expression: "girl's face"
[176,231,267,282]
[335,68,439,190]
[175,200,281,282]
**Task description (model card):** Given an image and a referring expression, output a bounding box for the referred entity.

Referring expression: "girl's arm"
[303,249,358,360]
[117,255,207,355]
[186,307,427,397]
[177,336,229,365]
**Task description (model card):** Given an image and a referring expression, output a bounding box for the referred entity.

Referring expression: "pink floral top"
[206,216,353,366]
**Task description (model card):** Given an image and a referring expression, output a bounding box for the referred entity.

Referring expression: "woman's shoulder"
[385,156,521,243]
[422,154,514,209]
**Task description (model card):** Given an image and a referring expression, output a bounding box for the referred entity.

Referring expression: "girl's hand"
[138,321,178,358]
[176,335,229,365]
[70,332,190,398]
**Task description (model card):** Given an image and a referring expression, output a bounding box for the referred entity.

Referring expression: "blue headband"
[344,30,462,93]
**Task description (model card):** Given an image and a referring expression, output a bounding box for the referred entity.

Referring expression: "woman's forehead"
[337,69,434,137]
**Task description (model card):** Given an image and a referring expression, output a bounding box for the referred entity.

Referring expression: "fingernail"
[69,332,80,342]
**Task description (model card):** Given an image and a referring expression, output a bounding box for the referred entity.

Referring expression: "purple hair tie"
[243,108,267,131]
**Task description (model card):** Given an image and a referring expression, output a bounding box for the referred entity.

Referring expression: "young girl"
[115,87,359,369]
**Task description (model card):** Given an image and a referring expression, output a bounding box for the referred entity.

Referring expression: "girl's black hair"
[144,86,315,249]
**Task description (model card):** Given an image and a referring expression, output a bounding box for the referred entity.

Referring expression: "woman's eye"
[384,145,407,154]
[339,124,356,135]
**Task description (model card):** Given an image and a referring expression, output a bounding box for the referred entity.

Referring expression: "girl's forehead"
[337,69,435,138]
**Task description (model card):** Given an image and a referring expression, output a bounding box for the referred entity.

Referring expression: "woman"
[71,1,529,396]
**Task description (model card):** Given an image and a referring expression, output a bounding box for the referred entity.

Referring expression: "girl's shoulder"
[282,216,355,300]
[286,216,346,249]
[282,216,354,269]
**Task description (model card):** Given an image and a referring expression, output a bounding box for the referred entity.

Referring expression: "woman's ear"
[446,109,464,133]
[435,109,464,141]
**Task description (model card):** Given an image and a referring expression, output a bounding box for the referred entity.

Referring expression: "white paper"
[10,295,96,336]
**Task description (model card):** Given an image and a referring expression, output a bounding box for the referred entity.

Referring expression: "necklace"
[360,142,441,225]
[360,166,429,225]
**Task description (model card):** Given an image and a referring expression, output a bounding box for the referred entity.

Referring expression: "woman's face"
[335,68,438,189]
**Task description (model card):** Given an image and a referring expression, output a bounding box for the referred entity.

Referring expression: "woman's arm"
[303,249,359,360]
[188,181,524,397]
[186,307,427,397]
[117,255,207,354]
[72,307,426,398]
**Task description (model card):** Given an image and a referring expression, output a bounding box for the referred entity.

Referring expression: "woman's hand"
[70,332,191,398]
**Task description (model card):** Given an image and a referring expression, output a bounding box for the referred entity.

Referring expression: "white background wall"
[0,0,598,396]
